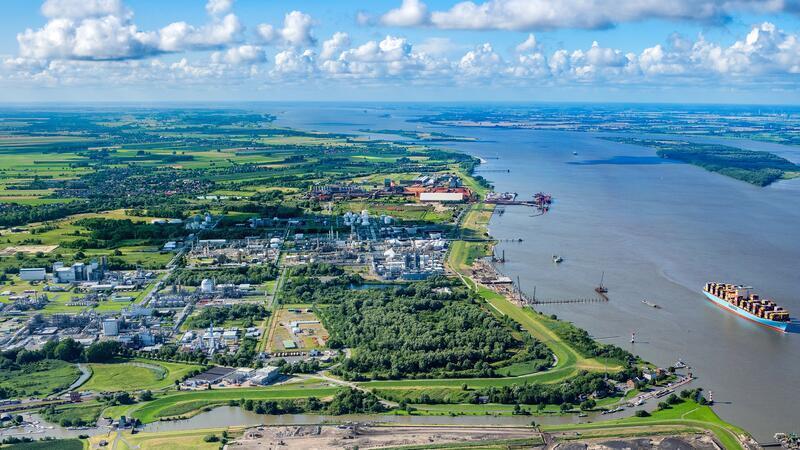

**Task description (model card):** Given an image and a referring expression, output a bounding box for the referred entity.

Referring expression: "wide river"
[271,103,800,442]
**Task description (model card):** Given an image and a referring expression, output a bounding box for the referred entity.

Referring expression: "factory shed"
[184,366,236,386]
[419,192,465,202]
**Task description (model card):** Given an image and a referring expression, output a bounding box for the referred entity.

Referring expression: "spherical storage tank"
[200,278,215,294]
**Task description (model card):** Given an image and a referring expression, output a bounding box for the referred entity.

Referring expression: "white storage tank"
[200,278,215,294]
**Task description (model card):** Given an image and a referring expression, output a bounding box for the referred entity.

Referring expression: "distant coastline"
[602,137,800,186]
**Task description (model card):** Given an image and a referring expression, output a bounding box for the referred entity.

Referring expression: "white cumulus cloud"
[41,0,127,20]
[381,0,800,31]
[206,0,234,16]
[18,0,242,61]
[321,32,351,60]
[158,13,242,52]
[381,0,429,26]
[257,11,316,47]
[212,45,266,65]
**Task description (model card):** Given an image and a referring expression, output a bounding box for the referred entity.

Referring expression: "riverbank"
[446,157,756,448]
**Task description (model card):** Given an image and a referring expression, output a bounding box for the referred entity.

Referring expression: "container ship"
[703,282,791,332]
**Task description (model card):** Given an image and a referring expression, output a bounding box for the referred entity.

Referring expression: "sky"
[1,0,800,104]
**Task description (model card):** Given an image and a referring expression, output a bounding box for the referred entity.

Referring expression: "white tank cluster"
[342,210,392,227]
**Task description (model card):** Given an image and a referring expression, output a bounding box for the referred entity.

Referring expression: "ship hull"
[702,291,789,332]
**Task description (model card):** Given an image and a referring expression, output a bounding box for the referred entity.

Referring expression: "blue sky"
[1,0,800,103]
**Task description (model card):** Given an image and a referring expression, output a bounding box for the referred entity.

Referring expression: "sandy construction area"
[0,244,58,256]
[232,424,537,449]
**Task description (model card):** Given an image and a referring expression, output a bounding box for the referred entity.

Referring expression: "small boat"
[595,271,608,294]
[573,151,579,156]
[642,300,660,309]
[552,255,563,263]
[674,359,687,369]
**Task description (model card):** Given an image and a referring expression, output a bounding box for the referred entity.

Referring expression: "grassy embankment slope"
[87,427,242,450]
[81,359,202,393]
[108,382,339,424]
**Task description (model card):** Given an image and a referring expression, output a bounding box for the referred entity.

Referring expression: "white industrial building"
[224,367,255,384]
[19,268,46,281]
[250,366,280,385]
[419,192,465,202]
[102,318,120,336]
[52,260,106,283]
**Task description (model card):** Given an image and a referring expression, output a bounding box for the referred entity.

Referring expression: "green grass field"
[42,401,106,425]
[2,439,84,450]
[0,359,80,397]
[88,428,236,450]
[81,359,201,392]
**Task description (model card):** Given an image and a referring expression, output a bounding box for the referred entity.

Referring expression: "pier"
[515,283,608,306]
[528,297,609,305]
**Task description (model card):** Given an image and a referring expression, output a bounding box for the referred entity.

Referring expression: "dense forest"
[63,218,184,249]
[288,262,345,277]
[184,303,269,329]
[320,280,545,380]
[168,265,278,286]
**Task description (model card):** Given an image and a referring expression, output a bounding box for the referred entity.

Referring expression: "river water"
[456,128,800,442]
[271,104,800,441]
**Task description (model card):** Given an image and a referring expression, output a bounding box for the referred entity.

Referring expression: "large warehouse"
[419,192,465,203]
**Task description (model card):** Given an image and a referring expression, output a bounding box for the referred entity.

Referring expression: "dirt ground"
[0,244,59,255]
[228,425,720,450]
[229,424,537,450]
[268,307,329,352]
[553,435,720,450]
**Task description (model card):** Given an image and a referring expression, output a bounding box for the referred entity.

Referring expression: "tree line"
[168,265,279,286]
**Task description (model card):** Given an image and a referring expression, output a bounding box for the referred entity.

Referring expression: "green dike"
[478,287,620,373]
[125,386,340,423]
[81,359,201,392]
[542,400,748,450]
